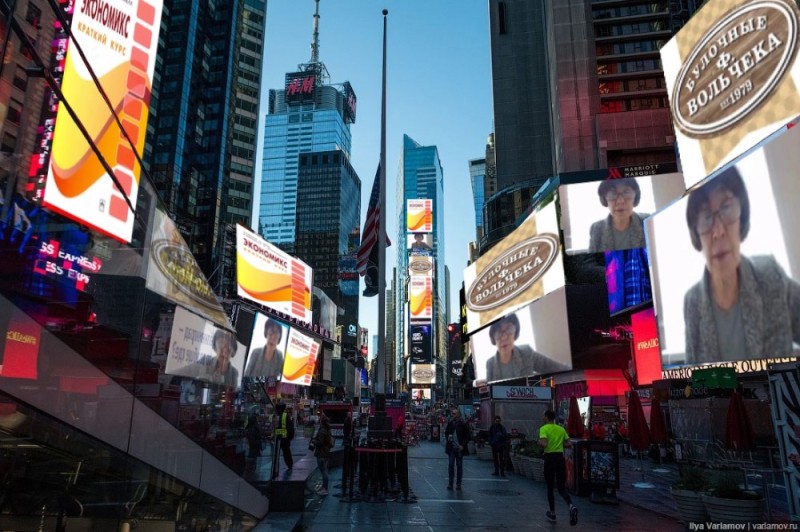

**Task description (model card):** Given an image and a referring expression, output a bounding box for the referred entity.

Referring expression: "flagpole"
[376,9,388,398]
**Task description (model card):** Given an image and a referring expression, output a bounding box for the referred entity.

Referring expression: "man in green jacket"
[538,409,578,525]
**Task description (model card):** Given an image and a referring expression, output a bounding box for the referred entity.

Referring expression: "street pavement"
[252,437,696,531]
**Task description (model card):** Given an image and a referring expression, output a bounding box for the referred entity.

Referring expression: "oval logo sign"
[152,240,220,309]
[409,258,432,274]
[466,233,559,312]
[412,368,434,381]
[672,0,799,137]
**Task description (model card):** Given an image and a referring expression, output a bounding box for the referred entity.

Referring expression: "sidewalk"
[254,439,686,531]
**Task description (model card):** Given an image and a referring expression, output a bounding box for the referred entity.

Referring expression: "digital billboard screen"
[559,173,685,255]
[166,306,245,388]
[236,224,313,323]
[281,327,321,386]
[645,123,800,367]
[244,312,289,380]
[409,324,432,364]
[470,287,572,385]
[406,199,433,233]
[44,0,164,243]
[660,0,800,188]
[409,275,433,321]
[463,199,565,333]
[604,248,652,316]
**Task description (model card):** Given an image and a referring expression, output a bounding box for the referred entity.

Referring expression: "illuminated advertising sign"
[646,123,800,367]
[406,199,433,233]
[236,225,313,323]
[470,288,572,385]
[166,306,245,388]
[281,327,321,386]
[44,0,164,243]
[33,238,103,292]
[410,363,436,385]
[407,233,433,255]
[409,324,432,364]
[285,71,316,102]
[660,0,800,188]
[244,313,289,380]
[408,275,433,321]
[463,200,565,333]
[558,173,685,254]
[146,208,230,328]
[490,386,553,401]
[408,255,433,278]
[604,248,652,316]
[342,81,357,124]
[630,308,662,386]
[0,307,41,380]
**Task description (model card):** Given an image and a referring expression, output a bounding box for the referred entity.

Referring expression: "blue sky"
[254,1,493,352]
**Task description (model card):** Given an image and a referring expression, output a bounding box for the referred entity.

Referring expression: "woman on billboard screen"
[683,167,800,363]
[588,178,649,252]
[485,313,569,382]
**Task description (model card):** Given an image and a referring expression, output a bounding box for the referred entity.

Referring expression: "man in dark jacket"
[445,409,470,490]
[488,415,507,476]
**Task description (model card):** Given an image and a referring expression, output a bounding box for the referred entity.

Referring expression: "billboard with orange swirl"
[281,327,321,386]
[236,225,313,323]
[409,275,433,321]
[406,199,433,233]
[43,0,163,243]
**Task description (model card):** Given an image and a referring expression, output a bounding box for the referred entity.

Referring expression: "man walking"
[445,409,470,490]
[273,402,294,476]
[538,409,578,526]
[488,415,507,476]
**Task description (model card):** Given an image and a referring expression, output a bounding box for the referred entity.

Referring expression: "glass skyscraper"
[144,0,267,298]
[258,75,354,253]
[395,134,446,389]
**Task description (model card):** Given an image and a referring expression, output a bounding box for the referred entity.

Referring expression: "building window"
[498,2,507,35]
[7,98,22,124]
[1,132,17,154]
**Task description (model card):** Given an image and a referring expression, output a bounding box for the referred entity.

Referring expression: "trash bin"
[430,424,440,442]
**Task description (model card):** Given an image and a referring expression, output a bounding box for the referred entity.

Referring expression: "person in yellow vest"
[274,402,294,470]
[538,409,578,526]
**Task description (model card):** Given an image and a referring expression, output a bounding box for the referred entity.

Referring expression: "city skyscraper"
[144,0,268,297]
[256,4,356,254]
[395,134,446,395]
[484,0,698,248]
[295,148,360,330]
[468,158,486,241]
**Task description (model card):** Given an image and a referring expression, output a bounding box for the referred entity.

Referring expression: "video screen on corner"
[559,173,685,255]
[604,248,652,316]
[469,287,572,385]
[645,124,800,368]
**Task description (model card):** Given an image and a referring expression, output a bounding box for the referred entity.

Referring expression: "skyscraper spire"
[310,0,320,64]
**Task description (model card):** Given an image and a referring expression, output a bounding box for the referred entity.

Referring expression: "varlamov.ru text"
[689,523,798,531]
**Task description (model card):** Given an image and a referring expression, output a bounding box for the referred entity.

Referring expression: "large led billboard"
[463,199,565,333]
[281,327,321,386]
[469,288,572,385]
[146,207,230,328]
[559,173,685,255]
[660,0,800,188]
[44,0,164,243]
[244,312,289,380]
[409,324,432,364]
[406,199,433,233]
[166,306,245,388]
[646,124,800,367]
[409,364,436,386]
[604,248,652,316]
[236,225,313,323]
[408,275,433,321]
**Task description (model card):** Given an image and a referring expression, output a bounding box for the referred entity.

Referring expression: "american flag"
[356,165,390,295]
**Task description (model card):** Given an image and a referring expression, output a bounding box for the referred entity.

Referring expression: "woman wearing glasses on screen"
[588,178,649,252]
[485,314,569,382]
[684,167,800,364]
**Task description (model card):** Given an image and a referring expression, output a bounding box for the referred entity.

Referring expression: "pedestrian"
[274,402,295,471]
[538,409,578,526]
[488,415,508,476]
[246,414,263,458]
[445,409,470,490]
[313,414,333,495]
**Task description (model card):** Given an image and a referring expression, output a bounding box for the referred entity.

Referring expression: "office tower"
[144,0,267,298]
[469,158,486,241]
[395,134,446,394]
[295,148,360,335]
[486,0,698,246]
[257,4,356,253]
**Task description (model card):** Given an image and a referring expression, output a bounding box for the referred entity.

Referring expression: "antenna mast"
[310,0,320,64]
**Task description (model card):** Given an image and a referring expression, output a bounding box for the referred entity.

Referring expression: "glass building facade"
[258,84,353,252]
[144,0,267,299]
[295,149,361,331]
[395,135,446,390]
[468,158,486,241]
